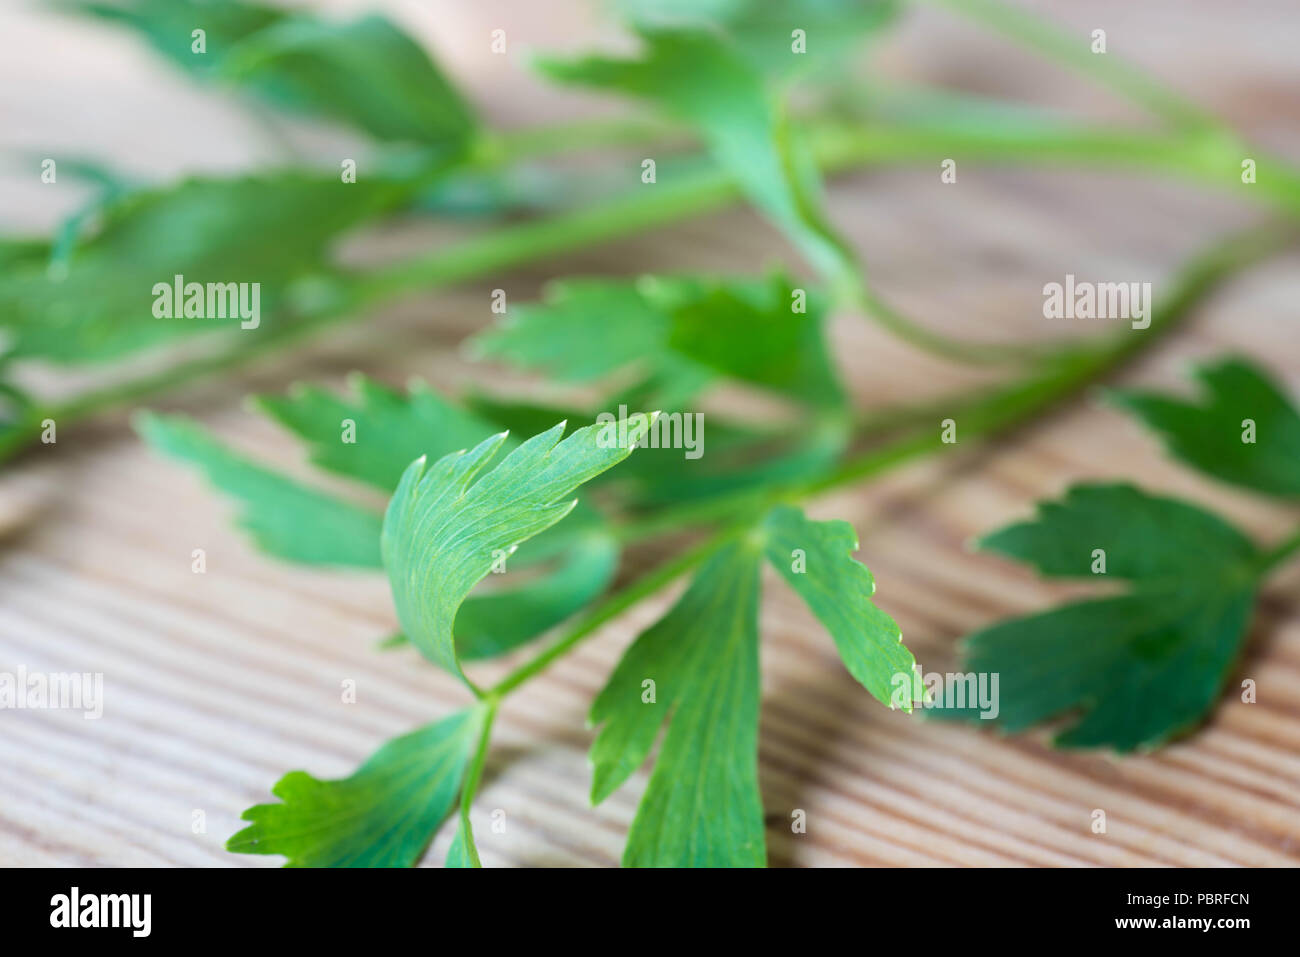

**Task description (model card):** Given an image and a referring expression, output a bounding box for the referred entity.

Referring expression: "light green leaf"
[538,30,856,284]
[228,707,483,867]
[453,517,619,660]
[589,544,765,867]
[444,821,478,868]
[384,507,621,661]
[381,417,652,683]
[69,0,283,78]
[934,483,1262,750]
[1110,357,1300,498]
[613,0,900,78]
[220,14,477,148]
[0,174,405,362]
[136,412,383,568]
[761,505,915,707]
[73,1,477,147]
[255,374,502,491]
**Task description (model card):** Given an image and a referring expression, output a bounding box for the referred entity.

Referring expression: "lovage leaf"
[69,0,283,78]
[74,1,477,148]
[136,412,383,568]
[1110,357,1300,498]
[143,389,623,660]
[589,544,766,866]
[537,30,856,284]
[934,483,1263,750]
[473,273,844,408]
[614,0,900,78]
[256,374,502,491]
[761,505,916,708]
[381,417,653,683]
[0,174,406,362]
[228,707,483,867]
[451,510,620,660]
[590,505,913,865]
[219,14,478,148]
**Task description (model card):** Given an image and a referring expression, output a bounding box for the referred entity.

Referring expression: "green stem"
[912,0,1220,133]
[486,530,738,699]
[455,699,498,868]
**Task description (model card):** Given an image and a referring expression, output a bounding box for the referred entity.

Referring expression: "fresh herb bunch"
[8,0,1300,866]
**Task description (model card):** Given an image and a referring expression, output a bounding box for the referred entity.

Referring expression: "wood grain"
[1,0,1298,867]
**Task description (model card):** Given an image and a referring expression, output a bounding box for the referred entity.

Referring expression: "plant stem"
[486,530,737,699]
[455,699,498,868]
[912,0,1220,133]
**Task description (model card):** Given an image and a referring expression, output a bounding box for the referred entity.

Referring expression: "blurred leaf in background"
[69,0,478,148]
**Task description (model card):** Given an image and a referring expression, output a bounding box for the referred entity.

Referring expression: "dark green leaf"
[473,273,844,408]
[1110,357,1300,498]
[935,483,1263,750]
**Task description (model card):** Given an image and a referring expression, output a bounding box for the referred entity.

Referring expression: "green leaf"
[219,14,477,148]
[453,511,619,660]
[473,273,844,408]
[613,0,900,78]
[143,392,622,659]
[615,416,848,508]
[256,374,503,491]
[69,0,283,78]
[977,482,1258,581]
[73,1,477,147]
[381,417,653,683]
[589,544,766,867]
[385,505,621,660]
[0,174,405,362]
[136,412,383,568]
[538,29,856,284]
[761,505,915,707]
[228,707,483,867]
[935,483,1263,750]
[1110,357,1300,498]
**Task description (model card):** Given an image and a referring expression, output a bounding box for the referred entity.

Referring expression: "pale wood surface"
[2,1,1299,867]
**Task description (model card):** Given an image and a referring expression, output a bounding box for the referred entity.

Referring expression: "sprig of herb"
[14,0,1300,866]
[7,0,1300,464]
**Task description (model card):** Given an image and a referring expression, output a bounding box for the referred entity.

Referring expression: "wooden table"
[2,0,1298,866]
